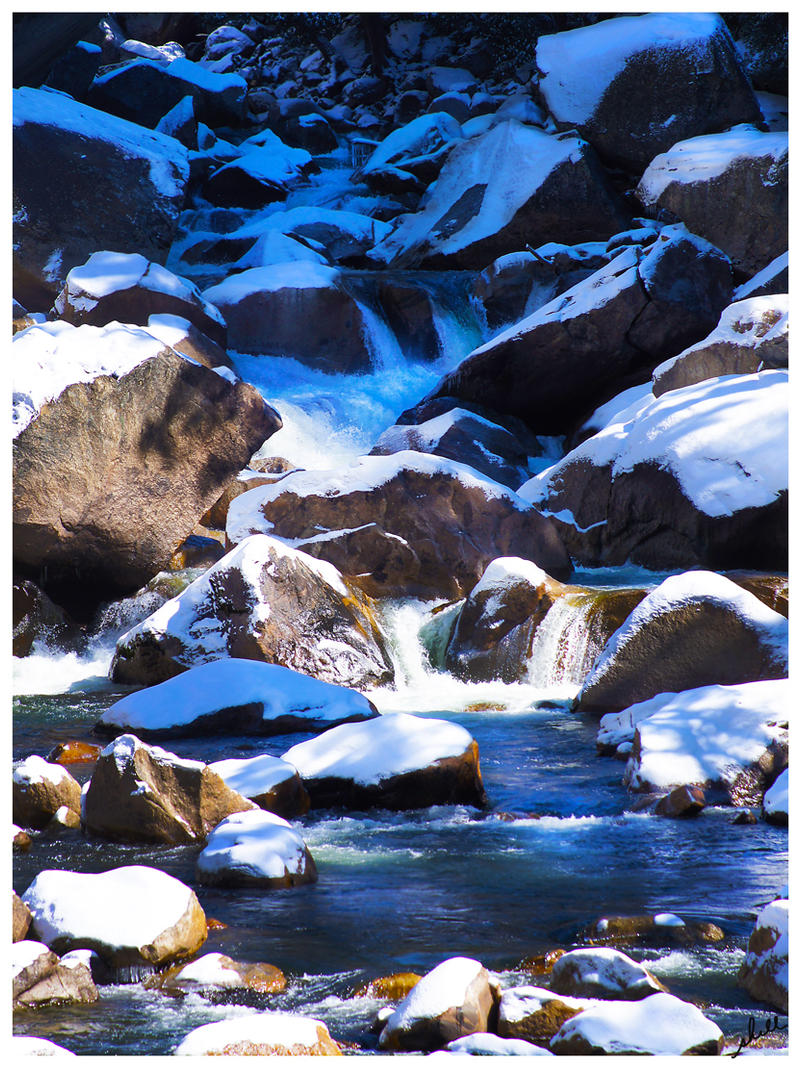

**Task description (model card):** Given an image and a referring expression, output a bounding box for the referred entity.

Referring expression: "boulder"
[261,205,394,265]
[12,755,83,830]
[444,557,645,685]
[143,314,234,371]
[497,985,592,1047]
[427,225,732,434]
[46,741,102,767]
[762,769,788,826]
[202,263,374,371]
[109,537,393,691]
[13,891,33,942]
[577,572,788,714]
[550,948,666,1001]
[654,785,706,819]
[174,1012,342,1056]
[622,679,789,805]
[637,126,788,276]
[588,913,724,948]
[13,87,189,310]
[370,408,529,489]
[13,321,280,607]
[652,295,788,397]
[225,452,571,601]
[195,809,317,889]
[157,952,286,997]
[88,56,247,129]
[354,973,423,1000]
[520,371,788,571]
[282,712,487,810]
[379,957,498,1052]
[13,826,32,852]
[82,734,256,845]
[13,943,98,1009]
[535,13,761,172]
[22,865,207,972]
[550,991,723,1055]
[13,578,82,658]
[202,132,313,209]
[739,898,788,1013]
[209,754,310,818]
[12,940,59,1002]
[369,120,627,269]
[444,1033,553,1056]
[360,111,463,191]
[726,13,788,95]
[734,251,788,301]
[53,251,226,347]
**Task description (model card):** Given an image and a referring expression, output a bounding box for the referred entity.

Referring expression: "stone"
[13,87,189,310]
[157,952,286,997]
[195,809,318,889]
[225,453,571,601]
[762,769,788,826]
[379,957,498,1052]
[13,826,32,852]
[46,741,103,767]
[13,322,280,608]
[175,1012,342,1056]
[14,946,99,1009]
[535,13,761,172]
[143,314,234,371]
[209,754,310,819]
[550,948,667,1001]
[109,536,393,691]
[12,755,83,830]
[22,865,207,972]
[498,985,591,1047]
[13,578,82,658]
[577,572,788,714]
[726,13,788,95]
[588,914,724,948]
[13,891,33,942]
[83,734,257,845]
[282,712,487,811]
[654,785,706,818]
[354,973,423,1001]
[739,898,788,1013]
[637,126,787,277]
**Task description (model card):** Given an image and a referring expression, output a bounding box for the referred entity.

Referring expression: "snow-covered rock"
[637,126,788,275]
[428,225,732,434]
[13,939,98,1009]
[550,947,666,1001]
[203,130,313,208]
[225,451,571,600]
[369,120,626,269]
[652,295,788,397]
[282,712,486,810]
[13,86,189,308]
[577,571,788,713]
[550,991,723,1055]
[379,956,498,1051]
[497,985,594,1047]
[622,679,789,805]
[739,898,788,1013]
[9,1036,77,1056]
[536,12,760,171]
[12,755,82,830]
[83,734,256,844]
[443,1032,553,1056]
[109,537,393,691]
[22,865,207,971]
[520,371,788,571]
[159,952,286,997]
[763,769,788,826]
[360,111,463,189]
[174,1011,341,1055]
[588,913,724,947]
[209,753,310,818]
[734,251,788,301]
[13,321,279,603]
[53,251,226,347]
[195,809,317,889]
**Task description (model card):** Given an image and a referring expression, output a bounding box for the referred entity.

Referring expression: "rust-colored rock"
[354,973,423,1001]
[654,785,706,818]
[13,892,32,942]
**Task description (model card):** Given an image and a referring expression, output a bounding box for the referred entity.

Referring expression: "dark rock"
[13,578,82,658]
[654,785,706,818]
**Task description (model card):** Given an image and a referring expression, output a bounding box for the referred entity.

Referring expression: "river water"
[13,150,788,1056]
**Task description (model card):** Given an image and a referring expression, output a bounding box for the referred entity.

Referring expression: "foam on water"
[12,645,117,696]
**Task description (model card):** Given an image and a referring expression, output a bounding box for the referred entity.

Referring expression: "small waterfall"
[526,592,604,689]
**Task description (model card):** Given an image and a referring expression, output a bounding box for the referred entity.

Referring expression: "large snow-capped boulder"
[88,56,247,129]
[82,734,256,844]
[13,941,98,1009]
[370,408,530,489]
[550,948,666,1001]
[209,753,310,818]
[157,952,286,997]
[53,251,226,347]
[379,957,498,1052]
[427,225,732,434]
[762,769,788,826]
[12,755,82,830]
[195,809,317,889]
[738,898,788,1013]
[226,452,571,601]
[576,571,788,713]
[535,13,761,172]
[519,370,788,571]
[369,120,627,269]
[202,262,373,371]
[203,131,313,208]
[550,991,723,1055]
[497,986,594,1047]
[621,679,789,805]
[258,205,393,265]
[637,126,788,276]
[444,557,645,685]
[13,321,279,606]
[22,866,207,971]
[109,537,393,690]
[282,713,487,810]
[13,87,189,309]
[652,295,788,397]
[174,1011,341,1056]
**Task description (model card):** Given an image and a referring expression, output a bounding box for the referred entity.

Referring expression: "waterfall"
[526,592,604,689]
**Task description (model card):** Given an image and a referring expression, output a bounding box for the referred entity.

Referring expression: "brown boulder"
[354,973,423,1001]
[13,322,280,607]
[200,469,289,531]
[83,734,257,845]
[588,914,724,947]
[13,892,33,942]
[47,741,103,767]
[550,948,667,1000]
[654,785,706,818]
[497,986,589,1047]
[175,1012,342,1056]
[209,755,310,820]
[13,755,83,830]
[155,952,287,997]
[14,948,98,1009]
[225,453,571,601]
[738,898,788,1013]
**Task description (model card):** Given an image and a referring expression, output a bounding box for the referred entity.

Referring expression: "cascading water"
[526,591,606,689]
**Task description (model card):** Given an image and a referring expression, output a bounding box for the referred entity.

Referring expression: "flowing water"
[13,149,788,1056]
